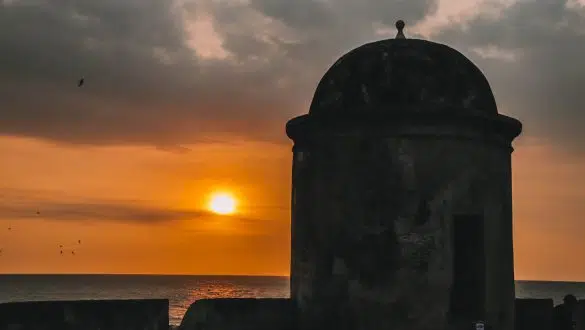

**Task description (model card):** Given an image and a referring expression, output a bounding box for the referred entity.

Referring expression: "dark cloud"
[1,201,207,223]
[217,0,439,82]
[0,187,265,226]
[154,144,192,154]
[0,0,437,148]
[0,0,294,146]
[2,0,584,152]
[433,0,585,151]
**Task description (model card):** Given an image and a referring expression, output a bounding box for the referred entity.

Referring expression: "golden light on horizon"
[208,192,237,215]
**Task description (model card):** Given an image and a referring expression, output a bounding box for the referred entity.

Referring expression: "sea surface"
[0,275,584,326]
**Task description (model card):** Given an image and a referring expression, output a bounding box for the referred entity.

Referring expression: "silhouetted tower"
[286,21,522,330]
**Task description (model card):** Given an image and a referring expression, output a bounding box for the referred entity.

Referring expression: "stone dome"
[309,29,498,117]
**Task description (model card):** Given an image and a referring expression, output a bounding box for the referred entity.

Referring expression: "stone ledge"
[178,298,295,330]
[515,298,553,330]
[0,299,169,330]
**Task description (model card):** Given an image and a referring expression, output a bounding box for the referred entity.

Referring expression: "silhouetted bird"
[60,250,63,255]
[59,245,63,248]
[71,251,75,255]
[78,240,81,244]
[78,78,84,87]
[36,211,40,215]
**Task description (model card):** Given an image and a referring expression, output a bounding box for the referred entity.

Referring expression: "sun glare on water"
[208,192,237,215]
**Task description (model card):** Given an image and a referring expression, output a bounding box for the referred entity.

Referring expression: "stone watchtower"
[286,21,522,330]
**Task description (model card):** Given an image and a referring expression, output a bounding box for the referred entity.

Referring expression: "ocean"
[0,275,584,326]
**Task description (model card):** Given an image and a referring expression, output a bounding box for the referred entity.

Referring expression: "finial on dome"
[395,20,406,39]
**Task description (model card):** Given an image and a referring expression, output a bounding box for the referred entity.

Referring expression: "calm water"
[0,275,289,325]
[0,275,584,326]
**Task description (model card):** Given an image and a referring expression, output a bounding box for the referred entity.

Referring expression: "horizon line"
[0,273,290,277]
[0,273,583,282]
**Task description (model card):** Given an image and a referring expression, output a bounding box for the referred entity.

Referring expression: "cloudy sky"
[1,0,584,279]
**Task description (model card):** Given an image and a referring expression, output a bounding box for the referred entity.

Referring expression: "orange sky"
[0,134,584,280]
[0,136,291,276]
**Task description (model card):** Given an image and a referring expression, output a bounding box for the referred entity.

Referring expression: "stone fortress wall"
[0,297,584,330]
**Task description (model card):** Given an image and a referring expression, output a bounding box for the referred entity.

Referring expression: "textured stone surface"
[515,298,553,330]
[178,298,295,330]
[290,127,518,330]
[0,299,169,330]
[574,300,585,330]
[309,39,498,117]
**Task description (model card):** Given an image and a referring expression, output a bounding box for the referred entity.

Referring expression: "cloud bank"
[1,0,585,151]
[0,187,277,231]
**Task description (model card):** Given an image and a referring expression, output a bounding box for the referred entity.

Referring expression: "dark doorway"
[449,214,486,323]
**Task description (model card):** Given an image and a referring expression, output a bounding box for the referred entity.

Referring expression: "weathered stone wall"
[575,300,585,330]
[515,298,553,330]
[0,299,169,330]
[290,123,516,330]
[178,298,294,330]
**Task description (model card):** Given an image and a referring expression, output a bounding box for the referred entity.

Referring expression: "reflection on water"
[0,275,290,325]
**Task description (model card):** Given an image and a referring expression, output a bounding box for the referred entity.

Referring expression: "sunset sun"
[208,192,237,215]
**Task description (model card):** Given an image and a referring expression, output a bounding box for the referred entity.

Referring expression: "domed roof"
[309,21,498,117]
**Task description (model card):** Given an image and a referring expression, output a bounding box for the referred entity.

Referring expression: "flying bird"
[78,78,84,87]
